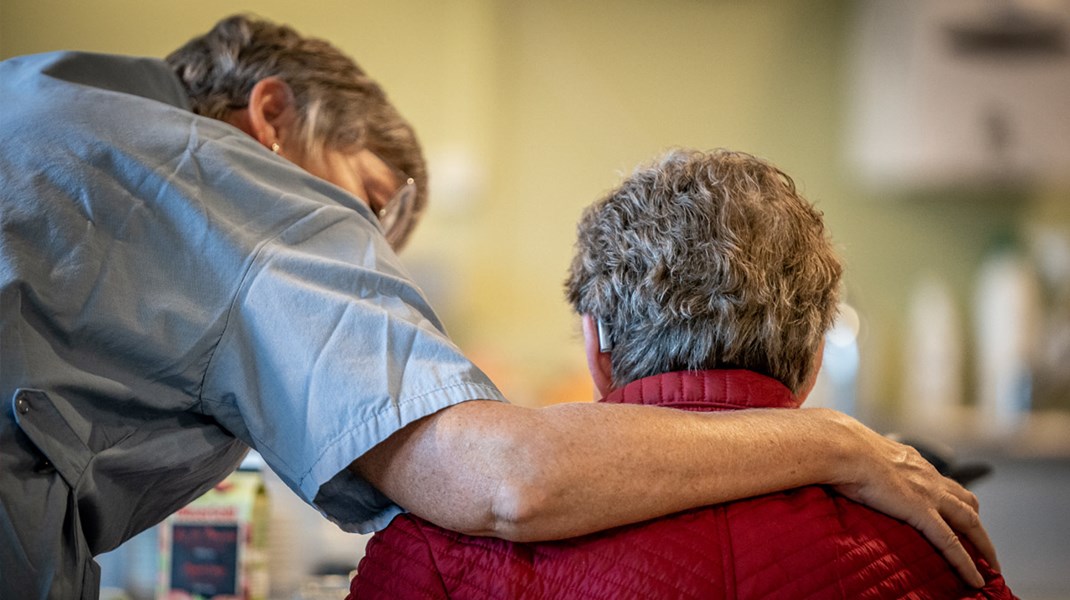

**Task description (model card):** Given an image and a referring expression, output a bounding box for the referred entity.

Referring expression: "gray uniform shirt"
[0,51,505,599]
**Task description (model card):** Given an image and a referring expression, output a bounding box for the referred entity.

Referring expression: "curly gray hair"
[565,149,842,394]
[165,14,427,250]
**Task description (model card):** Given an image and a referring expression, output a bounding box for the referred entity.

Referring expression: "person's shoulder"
[1,50,188,110]
[355,513,450,599]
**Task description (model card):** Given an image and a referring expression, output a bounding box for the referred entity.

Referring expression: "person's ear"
[581,314,615,399]
[243,77,299,152]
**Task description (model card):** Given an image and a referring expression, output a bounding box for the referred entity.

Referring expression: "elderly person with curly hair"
[351,149,1014,599]
[2,14,996,598]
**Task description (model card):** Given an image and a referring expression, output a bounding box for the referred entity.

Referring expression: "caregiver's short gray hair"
[565,148,842,393]
[166,14,427,250]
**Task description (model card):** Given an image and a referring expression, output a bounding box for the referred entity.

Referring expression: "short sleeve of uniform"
[202,201,505,533]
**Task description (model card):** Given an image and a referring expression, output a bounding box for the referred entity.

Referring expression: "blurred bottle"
[974,239,1042,438]
[901,273,963,435]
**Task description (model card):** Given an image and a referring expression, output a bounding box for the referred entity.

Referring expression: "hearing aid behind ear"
[597,319,613,353]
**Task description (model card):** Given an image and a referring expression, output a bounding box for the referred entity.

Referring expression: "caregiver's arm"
[351,400,996,588]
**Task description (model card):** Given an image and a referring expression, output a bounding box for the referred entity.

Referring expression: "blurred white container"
[974,247,1042,438]
[901,273,964,434]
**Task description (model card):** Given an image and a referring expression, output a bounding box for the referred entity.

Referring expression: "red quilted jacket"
[350,370,1015,599]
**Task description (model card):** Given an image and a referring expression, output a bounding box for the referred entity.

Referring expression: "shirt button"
[15,395,30,414]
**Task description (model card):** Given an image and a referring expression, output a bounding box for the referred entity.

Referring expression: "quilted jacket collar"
[599,369,801,411]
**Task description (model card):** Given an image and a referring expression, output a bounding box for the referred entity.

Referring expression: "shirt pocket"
[12,387,92,488]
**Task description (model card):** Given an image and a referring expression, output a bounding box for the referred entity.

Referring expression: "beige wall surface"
[3,0,1066,416]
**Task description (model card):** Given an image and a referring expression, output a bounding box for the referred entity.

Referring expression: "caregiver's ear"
[228,77,299,152]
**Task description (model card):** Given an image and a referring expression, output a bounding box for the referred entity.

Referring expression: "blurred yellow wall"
[4,0,1067,417]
